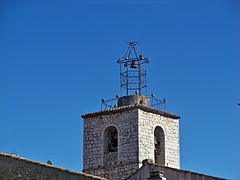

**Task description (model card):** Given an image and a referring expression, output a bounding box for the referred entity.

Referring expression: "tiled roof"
[155,164,226,180]
[0,152,107,180]
[81,105,180,119]
[128,161,227,180]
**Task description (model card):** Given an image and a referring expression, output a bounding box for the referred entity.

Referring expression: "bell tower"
[82,42,180,180]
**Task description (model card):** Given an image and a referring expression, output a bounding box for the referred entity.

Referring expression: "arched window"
[154,126,165,165]
[104,126,118,154]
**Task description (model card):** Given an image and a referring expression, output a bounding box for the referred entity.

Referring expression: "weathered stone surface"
[138,109,180,169]
[83,106,180,180]
[0,152,106,180]
[83,108,140,180]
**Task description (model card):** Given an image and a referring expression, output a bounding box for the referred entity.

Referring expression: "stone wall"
[83,108,140,179]
[84,163,139,180]
[138,109,180,169]
[0,152,106,180]
[83,106,180,179]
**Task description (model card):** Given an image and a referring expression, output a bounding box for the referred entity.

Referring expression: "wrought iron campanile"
[117,41,149,96]
[101,41,166,110]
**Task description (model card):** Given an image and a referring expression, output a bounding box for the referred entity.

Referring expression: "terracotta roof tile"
[128,161,226,180]
[81,105,180,119]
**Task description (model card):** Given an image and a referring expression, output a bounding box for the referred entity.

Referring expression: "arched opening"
[104,126,118,154]
[154,126,165,165]
[103,126,118,166]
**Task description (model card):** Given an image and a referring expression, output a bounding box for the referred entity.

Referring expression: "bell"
[130,60,138,68]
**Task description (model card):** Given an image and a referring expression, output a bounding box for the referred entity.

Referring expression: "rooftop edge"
[81,105,180,119]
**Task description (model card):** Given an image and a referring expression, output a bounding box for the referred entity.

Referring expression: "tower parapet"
[117,94,148,107]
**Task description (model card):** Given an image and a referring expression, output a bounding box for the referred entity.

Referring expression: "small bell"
[130,60,138,68]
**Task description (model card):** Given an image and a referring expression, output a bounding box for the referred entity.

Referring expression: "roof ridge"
[0,152,107,180]
[146,162,227,180]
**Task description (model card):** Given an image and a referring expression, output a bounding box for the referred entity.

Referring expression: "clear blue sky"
[0,0,239,179]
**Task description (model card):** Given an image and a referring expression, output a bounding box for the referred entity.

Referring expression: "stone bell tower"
[82,42,180,180]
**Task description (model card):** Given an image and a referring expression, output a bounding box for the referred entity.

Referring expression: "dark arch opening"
[104,126,118,154]
[154,126,165,165]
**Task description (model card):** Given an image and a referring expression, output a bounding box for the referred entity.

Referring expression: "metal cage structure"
[100,41,167,111]
[117,41,149,96]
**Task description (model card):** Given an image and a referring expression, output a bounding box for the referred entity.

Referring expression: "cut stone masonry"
[82,105,180,179]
